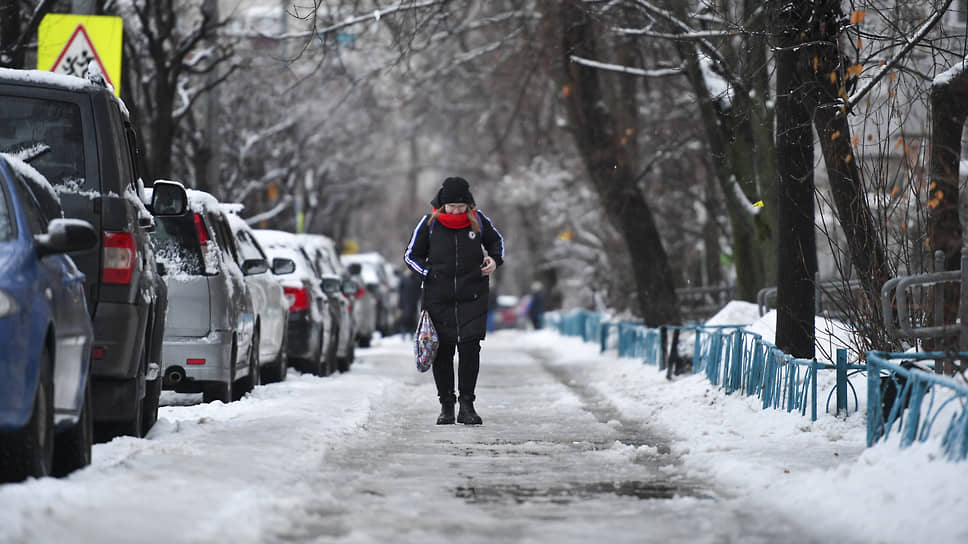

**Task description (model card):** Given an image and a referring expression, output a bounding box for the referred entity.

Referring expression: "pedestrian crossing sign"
[37,14,123,96]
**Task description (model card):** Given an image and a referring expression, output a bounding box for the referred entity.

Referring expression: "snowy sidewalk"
[0,331,964,543]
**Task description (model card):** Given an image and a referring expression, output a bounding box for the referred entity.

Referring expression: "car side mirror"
[242,258,269,275]
[150,180,188,216]
[320,276,342,296]
[347,263,362,275]
[35,218,97,257]
[341,278,358,297]
[272,257,295,275]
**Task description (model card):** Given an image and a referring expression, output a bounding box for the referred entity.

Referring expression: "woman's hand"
[480,256,496,276]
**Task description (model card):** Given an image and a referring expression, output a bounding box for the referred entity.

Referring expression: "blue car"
[0,154,97,483]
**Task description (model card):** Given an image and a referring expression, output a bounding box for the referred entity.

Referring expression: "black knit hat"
[431,177,475,208]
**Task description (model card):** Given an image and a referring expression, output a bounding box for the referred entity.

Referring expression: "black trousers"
[432,339,480,404]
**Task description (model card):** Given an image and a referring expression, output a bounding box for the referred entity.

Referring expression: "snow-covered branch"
[570,56,684,77]
[244,195,293,225]
[278,0,449,41]
[615,27,737,40]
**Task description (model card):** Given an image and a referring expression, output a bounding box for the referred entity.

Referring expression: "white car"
[224,211,291,383]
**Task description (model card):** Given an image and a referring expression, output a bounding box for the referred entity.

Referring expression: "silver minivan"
[150,186,256,403]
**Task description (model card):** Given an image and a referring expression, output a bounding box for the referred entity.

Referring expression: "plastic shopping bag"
[414,310,439,372]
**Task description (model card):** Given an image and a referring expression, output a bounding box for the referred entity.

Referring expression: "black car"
[0,68,184,440]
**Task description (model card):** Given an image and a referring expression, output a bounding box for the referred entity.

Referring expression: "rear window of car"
[0,96,86,191]
[152,216,204,275]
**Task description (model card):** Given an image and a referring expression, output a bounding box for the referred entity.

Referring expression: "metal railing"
[866,351,968,461]
[545,309,968,462]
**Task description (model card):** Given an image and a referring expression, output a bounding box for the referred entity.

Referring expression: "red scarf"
[433,208,471,230]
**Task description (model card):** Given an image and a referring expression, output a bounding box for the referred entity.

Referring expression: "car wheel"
[325,326,339,376]
[141,373,161,435]
[233,330,259,401]
[0,344,54,483]
[313,333,327,376]
[53,374,93,477]
[263,333,287,384]
[358,333,372,348]
[203,382,231,404]
[339,341,354,373]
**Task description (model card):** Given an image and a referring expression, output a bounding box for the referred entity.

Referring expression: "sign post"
[37,14,123,96]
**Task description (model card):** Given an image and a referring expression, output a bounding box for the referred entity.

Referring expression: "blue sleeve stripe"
[479,211,504,260]
[404,215,429,276]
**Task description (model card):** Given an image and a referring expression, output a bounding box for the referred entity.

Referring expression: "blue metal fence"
[545,309,968,462]
[866,352,968,461]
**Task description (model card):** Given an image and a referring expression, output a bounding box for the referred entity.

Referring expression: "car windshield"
[0,181,12,241]
[152,216,204,275]
[0,96,86,191]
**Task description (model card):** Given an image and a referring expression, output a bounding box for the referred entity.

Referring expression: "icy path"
[2,330,951,543]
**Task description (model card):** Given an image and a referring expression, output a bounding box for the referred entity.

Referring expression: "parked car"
[492,295,528,330]
[297,233,355,372]
[225,210,292,383]
[150,186,256,403]
[0,154,97,482]
[341,252,389,345]
[0,68,179,439]
[253,230,337,376]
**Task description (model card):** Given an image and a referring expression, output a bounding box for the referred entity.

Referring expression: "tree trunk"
[677,49,768,301]
[556,1,681,326]
[929,61,968,366]
[773,1,817,358]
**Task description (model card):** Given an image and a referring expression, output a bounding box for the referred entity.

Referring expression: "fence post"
[811,361,818,421]
[836,348,848,416]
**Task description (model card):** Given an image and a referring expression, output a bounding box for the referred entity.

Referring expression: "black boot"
[437,402,455,425]
[457,397,482,425]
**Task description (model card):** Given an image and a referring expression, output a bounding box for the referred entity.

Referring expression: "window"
[10,174,49,235]
[0,96,86,190]
[236,230,267,262]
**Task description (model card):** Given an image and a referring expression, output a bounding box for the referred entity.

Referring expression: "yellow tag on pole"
[37,14,123,96]
[753,200,764,208]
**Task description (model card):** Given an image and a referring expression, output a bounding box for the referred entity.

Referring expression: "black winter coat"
[404,211,505,344]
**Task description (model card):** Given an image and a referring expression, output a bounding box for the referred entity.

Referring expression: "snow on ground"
[0,313,965,543]
[528,300,967,543]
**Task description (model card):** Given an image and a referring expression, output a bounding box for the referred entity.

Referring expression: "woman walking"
[404,177,505,425]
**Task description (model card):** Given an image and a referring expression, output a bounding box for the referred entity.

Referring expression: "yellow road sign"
[37,14,123,96]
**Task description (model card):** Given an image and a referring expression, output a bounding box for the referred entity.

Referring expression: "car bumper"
[161,330,235,386]
[90,301,149,379]
[286,312,320,361]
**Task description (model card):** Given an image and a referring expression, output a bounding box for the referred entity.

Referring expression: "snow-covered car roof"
[341,252,386,265]
[252,229,301,249]
[186,188,222,214]
[0,67,130,117]
[0,67,100,93]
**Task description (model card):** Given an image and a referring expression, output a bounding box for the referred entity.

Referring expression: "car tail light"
[354,287,366,299]
[193,213,209,245]
[186,358,205,365]
[91,346,105,360]
[102,232,136,284]
[284,286,310,312]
